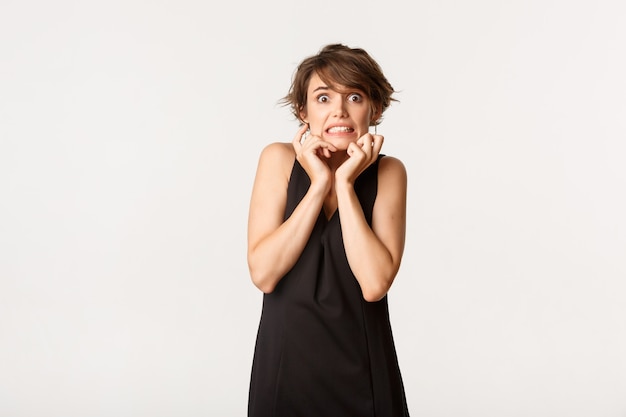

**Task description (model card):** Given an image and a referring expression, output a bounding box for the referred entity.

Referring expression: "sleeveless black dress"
[248,156,409,417]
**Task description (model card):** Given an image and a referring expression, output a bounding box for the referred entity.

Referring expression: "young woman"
[247,44,409,416]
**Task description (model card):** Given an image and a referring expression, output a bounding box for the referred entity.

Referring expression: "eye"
[348,93,363,103]
[316,94,330,103]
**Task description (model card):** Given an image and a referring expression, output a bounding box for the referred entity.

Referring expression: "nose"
[331,100,348,118]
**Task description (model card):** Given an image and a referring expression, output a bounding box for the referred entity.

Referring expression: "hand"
[335,133,384,185]
[292,124,337,192]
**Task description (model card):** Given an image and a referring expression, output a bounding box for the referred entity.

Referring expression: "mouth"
[326,126,355,134]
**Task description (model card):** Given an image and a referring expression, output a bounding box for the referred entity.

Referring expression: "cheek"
[307,107,328,122]
[359,109,372,125]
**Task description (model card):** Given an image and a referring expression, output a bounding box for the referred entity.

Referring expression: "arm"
[247,127,336,293]
[335,137,407,302]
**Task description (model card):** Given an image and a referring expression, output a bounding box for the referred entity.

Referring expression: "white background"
[1,0,625,416]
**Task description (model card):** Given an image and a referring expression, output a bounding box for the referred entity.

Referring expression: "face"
[300,72,374,151]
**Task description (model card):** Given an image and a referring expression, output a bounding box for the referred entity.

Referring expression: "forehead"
[307,72,360,94]
[307,72,330,91]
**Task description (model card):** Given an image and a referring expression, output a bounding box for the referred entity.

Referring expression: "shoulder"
[259,141,295,160]
[257,142,295,168]
[254,142,296,184]
[378,155,407,183]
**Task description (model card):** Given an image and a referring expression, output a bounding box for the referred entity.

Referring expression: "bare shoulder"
[378,155,407,183]
[257,142,295,172]
[259,142,295,161]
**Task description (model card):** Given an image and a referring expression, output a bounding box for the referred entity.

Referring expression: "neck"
[326,151,349,171]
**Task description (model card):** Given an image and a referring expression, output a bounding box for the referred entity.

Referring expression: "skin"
[247,72,407,302]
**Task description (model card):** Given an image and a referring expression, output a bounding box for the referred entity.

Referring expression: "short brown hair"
[282,44,397,126]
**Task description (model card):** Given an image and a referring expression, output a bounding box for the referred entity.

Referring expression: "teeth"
[328,126,353,133]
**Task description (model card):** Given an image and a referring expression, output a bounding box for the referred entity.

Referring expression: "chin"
[325,136,358,150]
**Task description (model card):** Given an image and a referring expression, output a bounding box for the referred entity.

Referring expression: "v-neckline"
[322,207,338,222]
[323,196,338,222]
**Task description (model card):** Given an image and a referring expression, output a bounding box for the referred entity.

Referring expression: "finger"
[346,141,364,159]
[305,132,321,144]
[359,134,373,159]
[371,134,384,159]
[304,139,337,157]
[319,141,338,154]
[346,142,355,156]
[306,135,335,149]
[358,133,376,148]
[292,124,309,151]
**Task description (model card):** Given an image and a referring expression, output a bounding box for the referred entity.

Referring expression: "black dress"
[248,156,409,417]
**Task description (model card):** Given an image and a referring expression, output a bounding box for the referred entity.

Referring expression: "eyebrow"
[311,85,365,95]
[312,85,330,93]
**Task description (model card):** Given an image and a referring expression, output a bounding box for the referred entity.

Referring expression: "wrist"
[309,179,332,196]
[334,177,354,193]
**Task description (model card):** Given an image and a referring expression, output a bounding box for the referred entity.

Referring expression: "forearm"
[336,182,399,302]
[248,186,326,293]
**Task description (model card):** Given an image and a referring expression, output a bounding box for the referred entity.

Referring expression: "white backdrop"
[1,0,625,416]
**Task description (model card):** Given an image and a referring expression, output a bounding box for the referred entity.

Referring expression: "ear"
[299,107,308,124]
[371,106,382,125]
